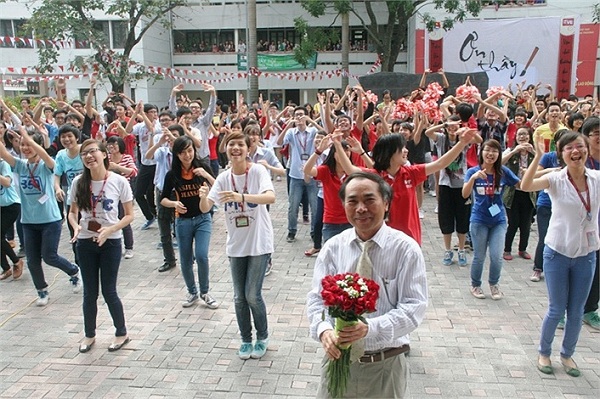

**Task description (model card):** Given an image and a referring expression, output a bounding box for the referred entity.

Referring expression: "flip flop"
[108,337,130,352]
[304,248,320,257]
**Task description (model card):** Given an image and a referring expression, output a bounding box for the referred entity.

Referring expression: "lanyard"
[90,173,109,218]
[27,162,41,192]
[567,171,591,221]
[297,130,309,155]
[485,172,496,201]
[230,165,249,212]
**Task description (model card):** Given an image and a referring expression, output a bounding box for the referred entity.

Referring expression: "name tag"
[235,216,249,228]
[488,204,501,217]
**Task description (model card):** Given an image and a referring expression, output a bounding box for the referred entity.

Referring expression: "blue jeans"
[469,222,507,287]
[230,254,269,343]
[175,214,212,296]
[23,221,79,291]
[77,238,126,338]
[288,177,317,236]
[322,223,352,243]
[534,206,552,272]
[539,247,596,358]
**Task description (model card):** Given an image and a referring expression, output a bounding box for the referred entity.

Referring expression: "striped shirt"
[307,223,428,352]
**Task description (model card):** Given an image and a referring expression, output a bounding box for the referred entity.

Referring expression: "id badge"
[38,194,49,204]
[488,204,501,217]
[301,154,309,161]
[88,220,102,232]
[235,216,249,228]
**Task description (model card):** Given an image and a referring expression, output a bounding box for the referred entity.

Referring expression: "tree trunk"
[247,0,258,103]
[341,12,349,89]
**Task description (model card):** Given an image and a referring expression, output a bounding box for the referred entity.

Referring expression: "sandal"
[304,248,320,257]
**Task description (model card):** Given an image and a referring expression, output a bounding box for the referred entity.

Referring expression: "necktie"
[356,240,374,279]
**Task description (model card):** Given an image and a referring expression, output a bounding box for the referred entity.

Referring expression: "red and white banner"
[425,17,579,93]
[575,23,600,97]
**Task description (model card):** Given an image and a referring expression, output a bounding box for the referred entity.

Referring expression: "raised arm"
[520,134,550,192]
[425,128,478,176]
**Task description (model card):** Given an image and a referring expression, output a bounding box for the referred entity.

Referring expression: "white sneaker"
[429,191,437,197]
[124,249,134,259]
[36,290,49,306]
[70,271,82,294]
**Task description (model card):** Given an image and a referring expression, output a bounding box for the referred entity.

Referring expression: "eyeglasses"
[80,148,100,157]
[562,144,586,153]
[159,118,173,123]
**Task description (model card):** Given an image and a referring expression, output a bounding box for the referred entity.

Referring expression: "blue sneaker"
[141,217,156,230]
[458,250,468,267]
[442,250,453,266]
[251,338,269,359]
[239,342,253,360]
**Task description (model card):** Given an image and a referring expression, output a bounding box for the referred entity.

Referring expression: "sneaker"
[238,342,253,360]
[470,286,486,299]
[434,205,438,214]
[141,217,156,230]
[276,175,282,182]
[69,271,82,294]
[0,269,12,280]
[503,252,513,261]
[530,270,543,282]
[200,293,219,309]
[265,260,272,276]
[419,209,425,219]
[518,251,532,260]
[458,250,468,267]
[251,338,269,359]
[489,284,503,300]
[36,290,49,306]
[182,293,199,308]
[286,233,296,243]
[557,317,565,330]
[429,191,437,197]
[442,250,453,266]
[583,311,600,330]
[124,249,134,259]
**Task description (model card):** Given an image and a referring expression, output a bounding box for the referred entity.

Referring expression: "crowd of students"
[0,73,598,373]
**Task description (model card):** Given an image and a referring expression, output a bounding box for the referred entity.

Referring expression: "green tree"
[295,0,482,73]
[25,0,188,92]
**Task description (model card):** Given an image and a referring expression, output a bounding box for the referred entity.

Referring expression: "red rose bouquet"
[321,273,379,398]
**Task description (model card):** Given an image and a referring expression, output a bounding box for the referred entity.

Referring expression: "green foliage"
[2,97,40,112]
[421,0,482,32]
[293,16,338,67]
[24,0,187,91]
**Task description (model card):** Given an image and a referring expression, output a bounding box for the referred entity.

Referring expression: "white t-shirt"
[207,163,274,257]
[545,168,600,258]
[72,172,134,240]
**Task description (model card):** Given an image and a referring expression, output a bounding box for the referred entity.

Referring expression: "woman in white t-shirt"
[69,139,134,354]
[200,131,275,361]
[521,131,600,377]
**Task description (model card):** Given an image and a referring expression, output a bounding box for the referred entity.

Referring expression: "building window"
[0,20,13,48]
[13,20,33,48]
[112,21,128,49]
[173,29,235,53]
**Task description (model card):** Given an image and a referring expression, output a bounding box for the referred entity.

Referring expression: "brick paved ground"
[0,181,598,398]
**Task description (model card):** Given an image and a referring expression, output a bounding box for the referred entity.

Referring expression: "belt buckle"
[358,353,377,364]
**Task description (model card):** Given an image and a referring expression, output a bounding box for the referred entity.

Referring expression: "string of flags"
[0,54,382,86]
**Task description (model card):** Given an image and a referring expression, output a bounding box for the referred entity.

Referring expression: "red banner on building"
[575,23,599,97]
[557,18,576,99]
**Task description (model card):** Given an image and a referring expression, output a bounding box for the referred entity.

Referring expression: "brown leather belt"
[358,345,410,363]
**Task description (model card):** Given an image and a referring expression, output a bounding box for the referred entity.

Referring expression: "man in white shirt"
[306,172,428,398]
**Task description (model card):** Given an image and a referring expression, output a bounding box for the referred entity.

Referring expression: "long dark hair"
[323,140,349,175]
[171,136,214,186]
[478,139,503,190]
[371,133,407,172]
[74,139,109,211]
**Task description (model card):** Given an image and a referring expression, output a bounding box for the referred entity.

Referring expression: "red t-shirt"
[209,134,219,160]
[371,164,427,245]
[348,125,366,167]
[316,165,348,224]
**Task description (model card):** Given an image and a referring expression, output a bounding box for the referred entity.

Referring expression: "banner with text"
[431,17,578,92]
[237,53,317,71]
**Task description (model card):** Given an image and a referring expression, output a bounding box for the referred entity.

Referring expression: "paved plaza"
[0,181,598,398]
